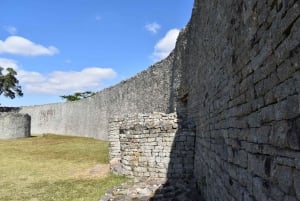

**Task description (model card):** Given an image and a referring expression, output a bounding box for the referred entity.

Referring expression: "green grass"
[0,134,127,201]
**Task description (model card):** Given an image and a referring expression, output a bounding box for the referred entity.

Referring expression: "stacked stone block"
[178,0,300,200]
[109,112,195,179]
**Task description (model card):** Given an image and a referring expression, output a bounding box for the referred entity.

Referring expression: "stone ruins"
[2,0,299,200]
[109,112,195,179]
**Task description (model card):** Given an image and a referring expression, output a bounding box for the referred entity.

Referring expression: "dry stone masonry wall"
[109,112,195,179]
[178,0,300,200]
[20,57,174,140]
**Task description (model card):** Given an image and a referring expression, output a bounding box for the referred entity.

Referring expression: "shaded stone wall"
[0,113,31,139]
[20,56,175,140]
[109,112,195,179]
[178,0,300,200]
[0,107,20,113]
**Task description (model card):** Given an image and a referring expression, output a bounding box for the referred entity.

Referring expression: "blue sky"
[0,0,193,106]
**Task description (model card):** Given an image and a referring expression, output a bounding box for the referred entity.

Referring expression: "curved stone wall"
[178,0,300,200]
[0,113,31,139]
[20,55,176,140]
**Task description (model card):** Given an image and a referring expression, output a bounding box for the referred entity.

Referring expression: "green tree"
[0,67,23,102]
[60,91,95,102]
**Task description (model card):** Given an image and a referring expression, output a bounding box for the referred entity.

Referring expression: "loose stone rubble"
[99,178,203,201]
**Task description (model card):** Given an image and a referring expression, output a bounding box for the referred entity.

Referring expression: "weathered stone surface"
[109,112,195,179]
[177,0,300,200]
[20,56,175,140]
[294,170,300,200]
[0,112,31,139]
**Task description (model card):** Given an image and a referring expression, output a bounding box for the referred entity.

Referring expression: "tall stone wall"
[178,0,300,200]
[108,112,195,179]
[20,56,175,140]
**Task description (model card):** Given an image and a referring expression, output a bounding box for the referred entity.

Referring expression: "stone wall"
[109,112,195,179]
[13,0,300,200]
[0,107,20,113]
[0,113,31,139]
[20,56,175,140]
[177,0,300,200]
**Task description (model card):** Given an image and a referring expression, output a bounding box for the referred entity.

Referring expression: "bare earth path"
[74,164,110,179]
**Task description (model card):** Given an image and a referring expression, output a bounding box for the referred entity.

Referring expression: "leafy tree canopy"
[0,67,23,103]
[60,91,95,102]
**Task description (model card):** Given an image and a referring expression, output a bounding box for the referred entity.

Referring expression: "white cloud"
[0,58,19,69]
[0,58,45,82]
[151,29,180,61]
[0,36,59,56]
[0,57,116,95]
[22,67,116,94]
[3,26,18,35]
[18,70,46,84]
[145,22,161,34]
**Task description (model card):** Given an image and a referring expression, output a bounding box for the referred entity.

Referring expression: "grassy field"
[0,134,127,201]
